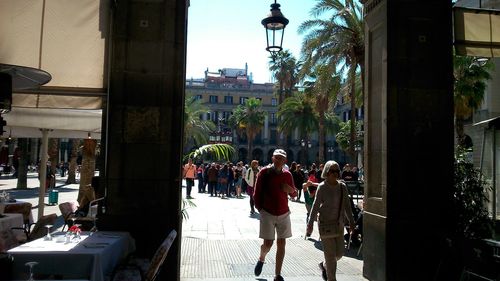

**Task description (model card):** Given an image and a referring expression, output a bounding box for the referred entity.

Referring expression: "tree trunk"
[16,138,29,189]
[455,117,465,147]
[48,138,59,188]
[318,111,326,163]
[78,139,97,201]
[349,67,357,162]
[66,139,80,184]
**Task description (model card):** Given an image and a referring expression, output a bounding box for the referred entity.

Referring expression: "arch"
[238,147,248,162]
[252,148,263,163]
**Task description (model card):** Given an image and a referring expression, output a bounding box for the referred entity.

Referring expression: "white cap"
[273,149,287,158]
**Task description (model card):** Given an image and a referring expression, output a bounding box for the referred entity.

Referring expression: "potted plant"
[447,148,495,279]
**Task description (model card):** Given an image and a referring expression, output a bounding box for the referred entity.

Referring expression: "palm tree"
[78,138,97,202]
[269,50,301,147]
[184,93,216,150]
[453,55,492,147]
[299,0,364,158]
[303,65,342,163]
[66,139,80,184]
[229,98,266,162]
[278,91,318,165]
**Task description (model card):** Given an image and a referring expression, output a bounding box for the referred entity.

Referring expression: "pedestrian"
[197,164,205,193]
[234,162,244,198]
[303,163,319,222]
[253,149,297,281]
[306,160,355,281]
[183,158,196,199]
[290,162,304,202]
[245,160,259,215]
[207,163,218,197]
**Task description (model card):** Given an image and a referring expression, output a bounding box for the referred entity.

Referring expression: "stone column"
[363,1,454,280]
[100,1,187,280]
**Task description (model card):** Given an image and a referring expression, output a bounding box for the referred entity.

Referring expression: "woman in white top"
[306,160,355,281]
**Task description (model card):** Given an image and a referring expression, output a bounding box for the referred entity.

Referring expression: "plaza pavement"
[0,174,367,281]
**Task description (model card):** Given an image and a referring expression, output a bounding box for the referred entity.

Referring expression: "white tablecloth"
[0,200,34,224]
[0,213,23,232]
[8,231,136,281]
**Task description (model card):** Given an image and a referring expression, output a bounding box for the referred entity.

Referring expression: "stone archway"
[238,147,248,162]
[252,148,263,163]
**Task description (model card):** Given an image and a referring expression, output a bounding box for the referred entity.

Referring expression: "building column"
[363,1,454,280]
[99,1,187,280]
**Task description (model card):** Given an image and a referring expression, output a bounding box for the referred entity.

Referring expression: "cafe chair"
[58,200,80,231]
[12,213,57,243]
[3,202,33,232]
[111,229,177,281]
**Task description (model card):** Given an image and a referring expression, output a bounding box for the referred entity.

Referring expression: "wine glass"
[43,225,53,241]
[25,261,38,281]
[72,224,82,242]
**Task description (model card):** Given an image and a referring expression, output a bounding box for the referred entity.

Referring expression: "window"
[222,111,232,121]
[195,95,203,101]
[271,98,277,106]
[209,95,218,103]
[239,97,248,104]
[270,113,277,124]
[224,96,233,104]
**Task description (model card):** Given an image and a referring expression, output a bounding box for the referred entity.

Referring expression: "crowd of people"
[182,150,364,281]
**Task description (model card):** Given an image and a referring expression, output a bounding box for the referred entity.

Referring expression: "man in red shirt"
[253,149,297,281]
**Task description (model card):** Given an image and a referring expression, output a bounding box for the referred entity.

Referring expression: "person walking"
[306,160,355,281]
[290,162,304,202]
[183,158,196,199]
[245,160,259,215]
[253,149,297,281]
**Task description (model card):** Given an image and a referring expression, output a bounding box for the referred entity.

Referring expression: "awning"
[473,116,500,128]
[0,0,109,109]
[3,107,102,139]
[453,6,500,57]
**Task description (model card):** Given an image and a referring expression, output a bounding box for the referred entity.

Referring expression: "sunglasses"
[328,169,340,174]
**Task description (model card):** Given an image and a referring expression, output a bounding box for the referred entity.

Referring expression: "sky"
[186,0,317,84]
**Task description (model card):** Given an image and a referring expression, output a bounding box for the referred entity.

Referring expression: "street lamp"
[301,139,311,148]
[327,146,334,159]
[261,0,289,61]
[300,139,311,165]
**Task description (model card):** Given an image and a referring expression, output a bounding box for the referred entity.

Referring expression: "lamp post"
[327,146,334,160]
[354,144,362,168]
[301,139,311,166]
[261,0,289,61]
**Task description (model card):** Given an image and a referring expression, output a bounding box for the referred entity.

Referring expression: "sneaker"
[254,260,264,276]
[319,262,327,281]
[274,275,284,281]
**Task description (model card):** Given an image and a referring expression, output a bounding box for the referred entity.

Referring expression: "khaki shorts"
[259,210,292,240]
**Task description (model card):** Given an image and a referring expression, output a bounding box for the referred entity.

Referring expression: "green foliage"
[335,120,363,152]
[184,92,216,147]
[278,91,318,136]
[453,148,494,239]
[184,144,235,162]
[181,198,196,220]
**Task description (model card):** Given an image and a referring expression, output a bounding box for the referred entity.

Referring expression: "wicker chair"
[12,213,57,242]
[111,229,177,281]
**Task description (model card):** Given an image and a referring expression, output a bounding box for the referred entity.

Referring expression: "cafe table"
[8,231,136,281]
[1,200,34,226]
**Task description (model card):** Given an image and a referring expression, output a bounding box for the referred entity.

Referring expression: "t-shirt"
[254,165,296,216]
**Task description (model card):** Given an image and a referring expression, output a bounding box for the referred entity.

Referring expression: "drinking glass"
[25,261,38,281]
[43,225,53,241]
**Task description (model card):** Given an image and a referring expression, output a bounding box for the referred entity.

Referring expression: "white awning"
[454,6,500,57]
[3,107,102,139]
[0,0,108,137]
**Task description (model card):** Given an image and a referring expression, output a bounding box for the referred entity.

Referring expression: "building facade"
[186,65,324,165]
